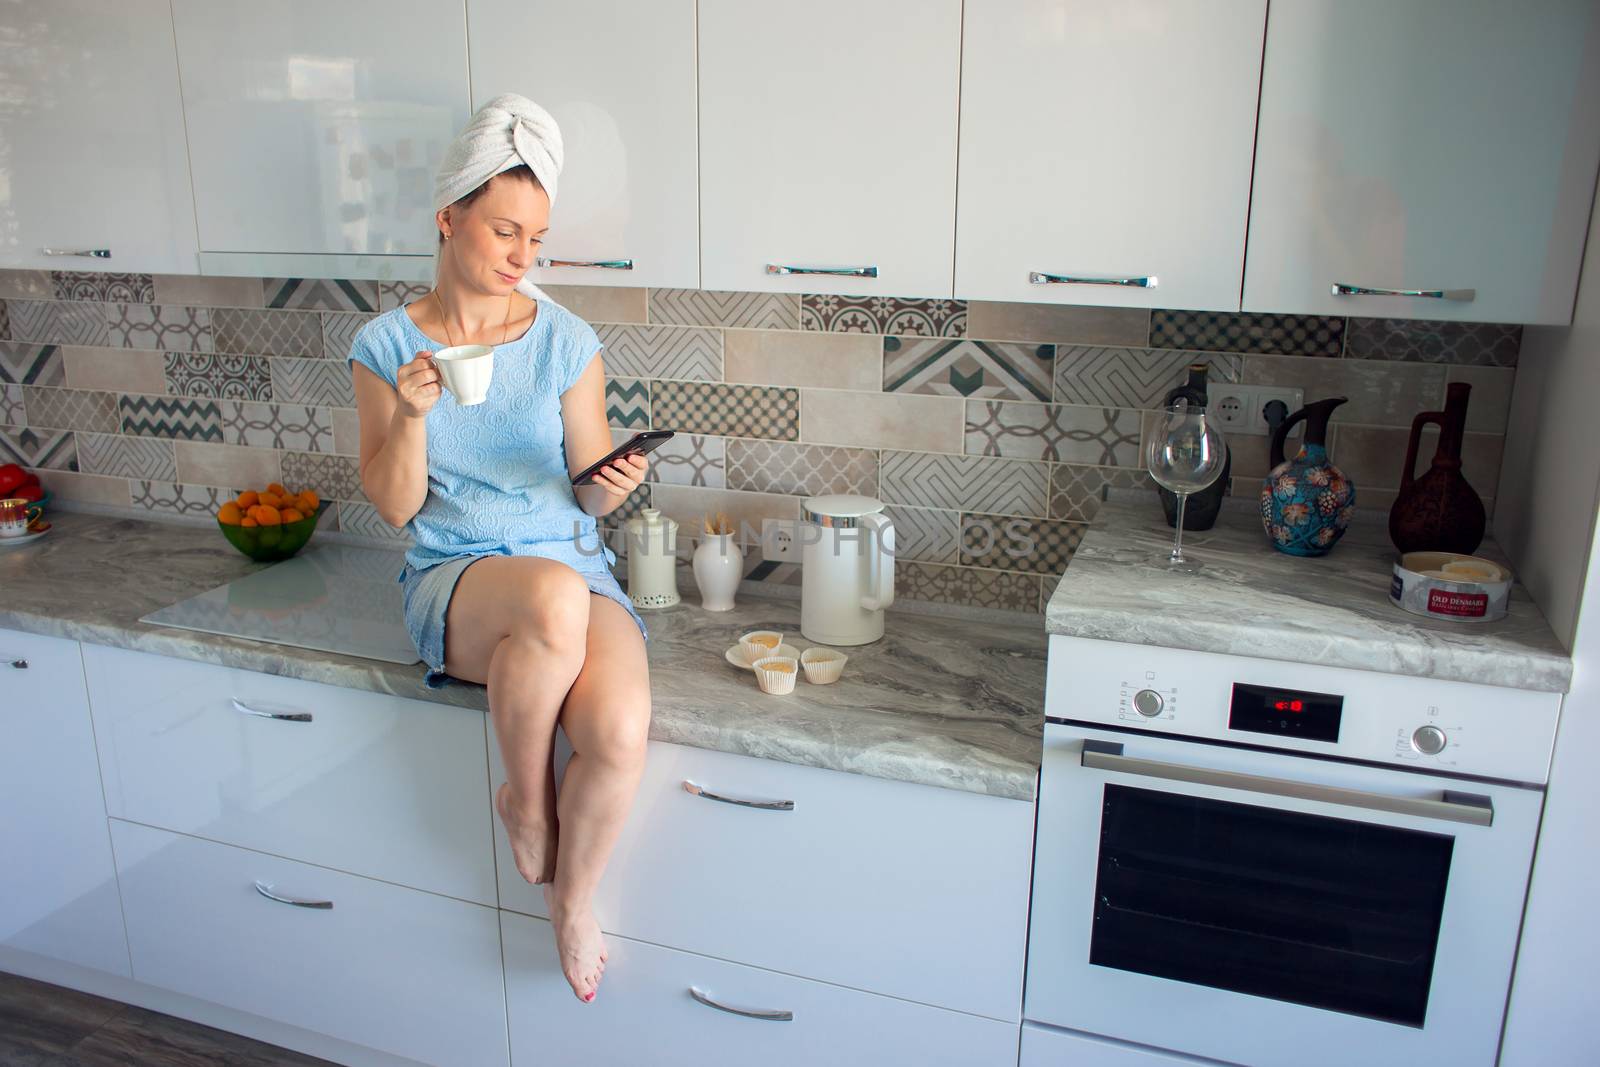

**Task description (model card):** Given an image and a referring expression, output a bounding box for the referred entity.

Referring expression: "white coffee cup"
[431,344,495,406]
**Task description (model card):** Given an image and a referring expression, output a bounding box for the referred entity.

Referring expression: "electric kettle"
[799,494,895,645]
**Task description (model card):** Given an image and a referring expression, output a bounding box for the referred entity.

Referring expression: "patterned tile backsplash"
[0,269,1526,616]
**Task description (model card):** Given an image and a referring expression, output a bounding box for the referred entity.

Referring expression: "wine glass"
[1145,400,1226,568]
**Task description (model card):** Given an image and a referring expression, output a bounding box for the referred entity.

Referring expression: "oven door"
[1026,723,1544,1067]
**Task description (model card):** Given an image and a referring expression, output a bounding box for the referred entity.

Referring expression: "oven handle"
[1081,740,1494,827]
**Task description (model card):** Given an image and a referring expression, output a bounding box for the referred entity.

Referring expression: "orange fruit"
[267,482,288,498]
[240,517,259,528]
[280,507,304,523]
[263,492,285,509]
[298,490,320,511]
[218,502,244,525]
[255,504,282,526]
[238,490,259,508]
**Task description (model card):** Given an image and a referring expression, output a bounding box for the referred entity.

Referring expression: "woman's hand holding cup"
[397,352,442,420]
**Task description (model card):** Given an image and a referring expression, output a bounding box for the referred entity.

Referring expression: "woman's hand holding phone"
[396,352,442,420]
[588,451,649,501]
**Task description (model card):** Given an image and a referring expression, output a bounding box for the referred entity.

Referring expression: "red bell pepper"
[12,484,43,503]
[0,463,24,496]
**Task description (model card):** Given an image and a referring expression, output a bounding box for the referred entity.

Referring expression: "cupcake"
[752,655,799,695]
[739,630,784,662]
[800,646,847,684]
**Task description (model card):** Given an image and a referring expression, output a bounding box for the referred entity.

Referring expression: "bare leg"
[442,557,592,884]
[545,594,652,1002]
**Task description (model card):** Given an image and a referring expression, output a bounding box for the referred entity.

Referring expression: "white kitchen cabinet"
[697,0,962,298]
[111,819,510,1067]
[171,0,471,275]
[501,910,1022,1066]
[467,0,700,290]
[491,732,1034,1022]
[0,630,129,977]
[81,642,497,905]
[0,0,198,273]
[1244,0,1600,325]
[955,0,1265,311]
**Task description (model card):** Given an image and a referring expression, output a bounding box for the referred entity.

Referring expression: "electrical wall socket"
[761,518,799,562]
[1206,384,1305,437]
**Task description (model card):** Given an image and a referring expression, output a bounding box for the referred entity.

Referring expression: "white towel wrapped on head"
[433,93,564,304]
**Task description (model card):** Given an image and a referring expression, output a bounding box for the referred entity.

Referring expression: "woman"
[346,95,650,1005]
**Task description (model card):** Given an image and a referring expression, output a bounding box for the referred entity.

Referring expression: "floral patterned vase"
[1260,397,1356,557]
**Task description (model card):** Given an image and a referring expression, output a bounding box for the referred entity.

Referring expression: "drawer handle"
[682,780,794,811]
[689,986,793,1022]
[1030,271,1157,288]
[1332,282,1476,302]
[232,697,312,723]
[41,247,111,258]
[254,880,333,909]
[534,257,633,270]
[8,659,26,669]
[765,263,878,279]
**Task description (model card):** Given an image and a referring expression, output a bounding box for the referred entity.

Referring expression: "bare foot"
[496,782,557,884]
[544,884,609,1002]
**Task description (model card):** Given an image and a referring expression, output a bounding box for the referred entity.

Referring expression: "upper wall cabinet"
[0,0,199,274]
[955,0,1266,311]
[171,0,471,281]
[467,0,699,290]
[697,0,962,298]
[1245,0,1600,325]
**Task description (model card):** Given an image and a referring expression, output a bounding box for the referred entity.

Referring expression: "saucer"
[725,642,801,670]
[0,526,48,548]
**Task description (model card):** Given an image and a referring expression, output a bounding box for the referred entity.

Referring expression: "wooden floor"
[0,970,336,1066]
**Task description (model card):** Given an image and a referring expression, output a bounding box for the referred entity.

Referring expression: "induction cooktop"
[140,543,419,665]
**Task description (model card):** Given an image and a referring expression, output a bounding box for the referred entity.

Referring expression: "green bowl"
[218,500,332,562]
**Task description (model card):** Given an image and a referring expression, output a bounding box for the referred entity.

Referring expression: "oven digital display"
[1229,682,1343,742]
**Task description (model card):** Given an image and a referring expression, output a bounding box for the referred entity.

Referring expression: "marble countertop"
[1,510,1046,801]
[1046,499,1572,692]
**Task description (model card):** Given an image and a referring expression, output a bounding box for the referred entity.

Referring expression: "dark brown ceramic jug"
[1389,382,1485,554]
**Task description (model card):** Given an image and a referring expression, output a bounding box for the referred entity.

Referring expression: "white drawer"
[83,642,495,904]
[1020,1022,1201,1066]
[501,909,1020,1066]
[493,734,1034,1021]
[111,819,509,1067]
[0,629,128,976]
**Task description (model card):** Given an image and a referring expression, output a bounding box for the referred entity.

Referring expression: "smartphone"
[571,430,675,486]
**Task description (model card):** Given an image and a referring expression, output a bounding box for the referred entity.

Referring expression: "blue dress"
[346,298,647,683]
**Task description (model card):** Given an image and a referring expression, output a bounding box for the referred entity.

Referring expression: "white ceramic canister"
[624,507,680,609]
[692,531,743,611]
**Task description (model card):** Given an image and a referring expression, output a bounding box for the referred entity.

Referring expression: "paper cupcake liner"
[739,630,784,662]
[753,655,799,695]
[800,647,847,684]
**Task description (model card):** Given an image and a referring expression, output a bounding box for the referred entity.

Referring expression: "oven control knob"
[1133,689,1165,717]
[1412,725,1447,755]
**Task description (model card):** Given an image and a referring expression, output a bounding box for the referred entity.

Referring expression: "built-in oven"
[1024,636,1560,1067]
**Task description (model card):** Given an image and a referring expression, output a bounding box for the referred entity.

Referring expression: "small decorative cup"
[752,656,799,695]
[739,630,783,662]
[431,344,495,406]
[0,498,42,538]
[800,647,847,684]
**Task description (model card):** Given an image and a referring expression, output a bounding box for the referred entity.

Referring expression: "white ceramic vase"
[692,533,743,611]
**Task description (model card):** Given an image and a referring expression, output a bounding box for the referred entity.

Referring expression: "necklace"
[435,289,513,349]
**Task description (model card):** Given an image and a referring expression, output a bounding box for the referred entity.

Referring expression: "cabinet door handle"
[1332,282,1476,301]
[231,697,312,723]
[1030,271,1157,288]
[765,263,878,278]
[689,986,793,1021]
[534,257,633,270]
[8,659,26,669]
[41,247,112,259]
[682,780,794,811]
[254,880,333,909]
